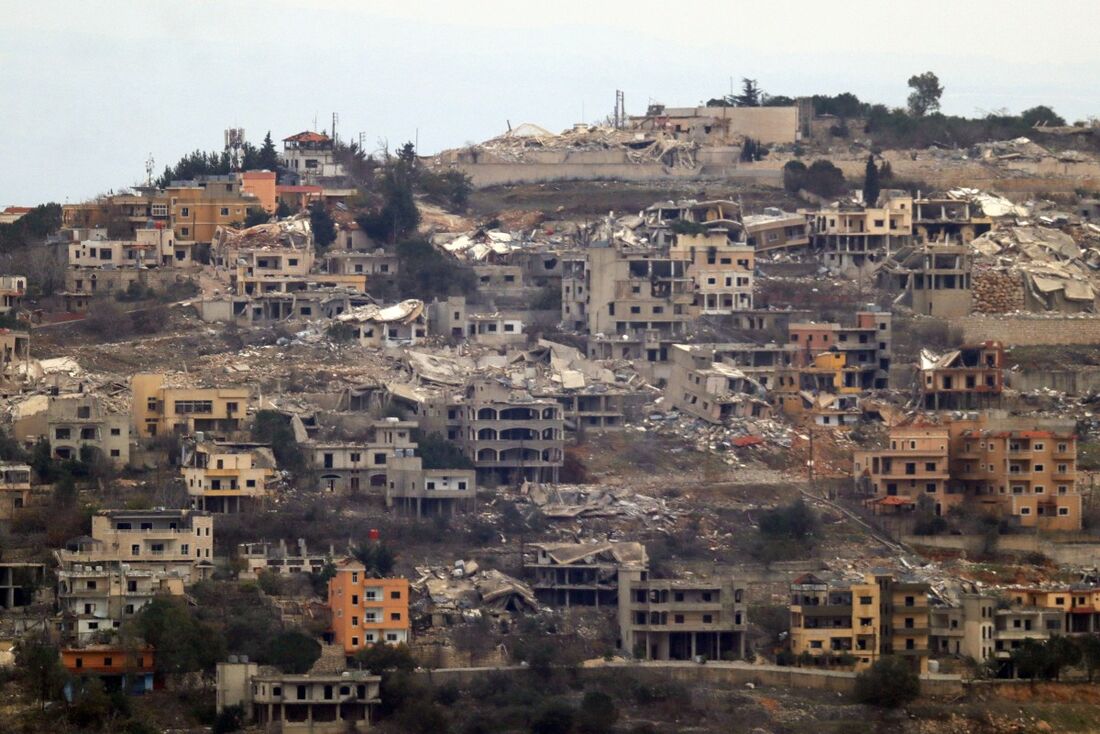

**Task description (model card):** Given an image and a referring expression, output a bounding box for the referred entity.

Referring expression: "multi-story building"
[526,542,649,607]
[181,440,277,513]
[789,572,930,672]
[562,244,695,339]
[55,509,213,641]
[131,373,251,439]
[788,311,892,390]
[854,425,955,517]
[880,243,973,318]
[165,176,263,244]
[618,571,746,661]
[308,418,477,516]
[642,199,744,247]
[919,341,1003,410]
[40,395,130,467]
[62,645,155,696]
[670,231,754,313]
[237,539,334,578]
[950,414,1080,530]
[454,377,563,484]
[281,131,346,183]
[0,463,33,523]
[328,558,409,653]
[930,593,997,662]
[810,192,913,271]
[856,414,1081,529]
[217,660,381,733]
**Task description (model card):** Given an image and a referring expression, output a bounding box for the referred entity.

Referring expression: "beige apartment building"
[618,572,746,661]
[789,572,930,673]
[131,373,251,438]
[181,440,277,513]
[670,231,754,313]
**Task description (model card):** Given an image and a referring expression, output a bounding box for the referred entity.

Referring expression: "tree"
[133,597,225,675]
[308,202,336,251]
[1020,105,1066,128]
[907,71,943,117]
[576,690,618,734]
[251,410,305,473]
[759,499,820,540]
[244,208,270,228]
[1013,636,1081,681]
[351,542,396,577]
[15,632,66,708]
[783,160,808,194]
[862,155,881,207]
[1079,635,1100,682]
[354,642,416,674]
[734,78,762,107]
[262,631,321,674]
[417,432,474,469]
[854,656,920,708]
[258,131,280,171]
[213,704,245,734]
[276,200,293,218]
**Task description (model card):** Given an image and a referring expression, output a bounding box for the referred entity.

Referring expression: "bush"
[325,322,358,342]
[416,431,474,470]
[576,690,618,734]
[854,656,920,708]
[530,700,574,734]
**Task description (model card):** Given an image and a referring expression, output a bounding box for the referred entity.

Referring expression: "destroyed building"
[0,463,33,524]
[334,300,428,348]
[810,191,913,272]
[878,241,973,318]
[525,541,648,607]
[788,311,892,390]
[744,208,811,252]
[237,540,334,578]
[666,343,770,423]
[12,393,131,468]
[918,341,1004,410]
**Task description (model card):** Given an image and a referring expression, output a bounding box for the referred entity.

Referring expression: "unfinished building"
[525,541,648,607]
[670,231,754,313]
[912,194,993,244]
[618,572,746,662]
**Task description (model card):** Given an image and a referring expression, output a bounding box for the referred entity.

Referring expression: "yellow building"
[164,177,262,244]
[328,558,409,654]
[854,425,955,517]
[131,373,251,439]
[789,573,929,672]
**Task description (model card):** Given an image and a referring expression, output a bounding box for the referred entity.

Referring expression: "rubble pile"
[466,123,700,169]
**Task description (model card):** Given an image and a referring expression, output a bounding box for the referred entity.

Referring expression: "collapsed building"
[525,541,648,607]
[918,341,1004,410]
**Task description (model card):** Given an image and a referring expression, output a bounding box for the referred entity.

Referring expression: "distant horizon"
[4,0,1099,205]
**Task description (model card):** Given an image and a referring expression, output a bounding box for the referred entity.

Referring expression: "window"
[54,428,71,440]
[391,612,401,621]
[859,596,873,605]
[374,453,387,465]
[674,614,684,623]
[220,207,229,216]
[131,544,140,556]
[1059,507,1070,516]
[702,614,713,623]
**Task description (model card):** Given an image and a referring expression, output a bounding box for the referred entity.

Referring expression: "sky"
[3,0,1100,205]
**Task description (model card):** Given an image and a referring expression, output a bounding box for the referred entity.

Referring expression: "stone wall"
[947,314,1100,346]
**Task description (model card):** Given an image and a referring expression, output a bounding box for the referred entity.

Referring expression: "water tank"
[368,528,380,541]
[928,659,940,674]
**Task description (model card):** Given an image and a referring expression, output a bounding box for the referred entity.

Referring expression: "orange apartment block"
[240,171,278,214]
[853,425,956,517]
[328,559,409,654]
[950,417,1080,531]
[856,415,1081,530]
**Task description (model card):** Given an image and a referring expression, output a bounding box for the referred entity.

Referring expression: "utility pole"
[332,112,339,144]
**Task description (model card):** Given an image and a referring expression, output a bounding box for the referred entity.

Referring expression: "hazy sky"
[3,0,1099,205]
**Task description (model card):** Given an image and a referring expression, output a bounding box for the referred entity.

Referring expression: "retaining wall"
[946,314,1100,346]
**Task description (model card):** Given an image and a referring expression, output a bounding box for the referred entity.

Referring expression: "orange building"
[854,424,956,516]
[62,645,155,696]
[240,171,278,214]
[328,558,409,654]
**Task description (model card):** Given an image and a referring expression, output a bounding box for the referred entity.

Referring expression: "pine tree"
[863,155,881,207]
[258,131,279,170]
